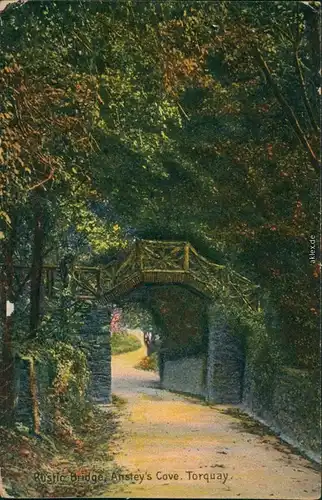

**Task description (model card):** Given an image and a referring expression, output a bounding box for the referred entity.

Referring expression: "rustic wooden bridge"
[13,240,259,310]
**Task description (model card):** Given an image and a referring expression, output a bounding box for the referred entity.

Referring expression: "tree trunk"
[28,192,45,433]
[0,221,16,426]
[29,195,45,337]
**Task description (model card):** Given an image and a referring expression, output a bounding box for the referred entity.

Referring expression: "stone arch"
[50,240,257,405]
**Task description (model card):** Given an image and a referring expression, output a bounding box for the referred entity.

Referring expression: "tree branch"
[253,46,319,173]
[294,50,319,133]
[28,168,55,191]
[13,246,55,301]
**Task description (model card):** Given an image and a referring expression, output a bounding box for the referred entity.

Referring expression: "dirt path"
[104,330,320,499]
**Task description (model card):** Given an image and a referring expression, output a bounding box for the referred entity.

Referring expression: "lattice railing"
[139,240,187,271]
[9,240,259,310]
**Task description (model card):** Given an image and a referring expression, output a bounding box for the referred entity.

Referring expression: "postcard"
[0,1,320,499]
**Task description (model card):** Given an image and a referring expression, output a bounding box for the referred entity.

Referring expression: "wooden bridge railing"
[8,240,260,310]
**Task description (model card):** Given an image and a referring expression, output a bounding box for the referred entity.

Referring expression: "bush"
[110,332,141,355]
[135,352,158,372]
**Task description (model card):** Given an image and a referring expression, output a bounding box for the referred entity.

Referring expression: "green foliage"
[248,336,282,408]
[135,353,159,372]
[142,0,320,368]
[19,339,89,400]
[110,332,141,355]
[147,286,208,356]
[120,304,155,332]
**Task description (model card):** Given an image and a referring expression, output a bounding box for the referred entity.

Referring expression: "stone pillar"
[81,305,112,404]
[14,357,32,428]
[206,303,245,404]
[14,357,55,432]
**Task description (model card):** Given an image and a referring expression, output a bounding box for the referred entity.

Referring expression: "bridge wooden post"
[136,240,144,271]
[96,268,102,296]
[183,243,190,271]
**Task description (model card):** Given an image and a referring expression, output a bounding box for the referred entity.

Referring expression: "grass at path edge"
[111,332,141,355]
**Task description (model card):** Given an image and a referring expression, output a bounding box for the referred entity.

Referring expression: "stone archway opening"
[96,281,245,406]
[114,283,210,398]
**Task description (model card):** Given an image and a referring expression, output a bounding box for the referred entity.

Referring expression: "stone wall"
[14,304,112,430]
[161,356,206,397]
[206,303,245,404]
[243,364,321,461]
[206,303,320,460]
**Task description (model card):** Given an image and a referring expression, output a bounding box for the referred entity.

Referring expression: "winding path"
[105,330,320,499]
